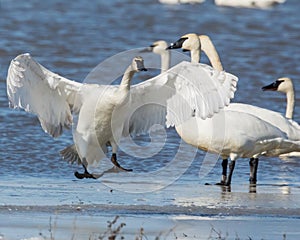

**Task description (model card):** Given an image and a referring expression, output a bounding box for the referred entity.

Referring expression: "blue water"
[0,0,300,239]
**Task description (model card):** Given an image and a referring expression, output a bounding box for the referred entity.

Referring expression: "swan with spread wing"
[167,33,300,185]
[7,53,238,179]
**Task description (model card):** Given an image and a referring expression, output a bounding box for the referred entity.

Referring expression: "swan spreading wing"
[126,61,238,136]
[7,54,238,141]
[7,53,82,137]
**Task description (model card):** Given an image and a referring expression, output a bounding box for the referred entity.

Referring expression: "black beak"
[166,37,188,50]
[262,80,283,91]
[139,45,154,53]
[139,67,148,71]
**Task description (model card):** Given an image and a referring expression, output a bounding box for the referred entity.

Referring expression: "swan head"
[132,56,147,72]
[142,40,169,55]
[167,33,201,52]
[262,77,293,94]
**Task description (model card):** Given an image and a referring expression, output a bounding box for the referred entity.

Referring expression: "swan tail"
[60,144,82,165]
[259,138,300,156]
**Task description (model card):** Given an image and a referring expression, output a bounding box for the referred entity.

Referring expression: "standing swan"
[7,53,238,179]
[167,33,300,185]
[214,0,286,9]
[262,77,300,158]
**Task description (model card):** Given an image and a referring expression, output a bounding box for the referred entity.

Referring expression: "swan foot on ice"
[111,153,133,172]
[74,170,97,179]
[74,163,96,179]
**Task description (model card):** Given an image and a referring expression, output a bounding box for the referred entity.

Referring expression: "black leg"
[111,153,133,172]
[74,163,96,179]
[216,159,228,185]
[249,158,259,184]
[226,161,235,186]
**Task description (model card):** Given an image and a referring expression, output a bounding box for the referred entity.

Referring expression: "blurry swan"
[214,0,286,9]
[7,53,238,179]
[142,40,170,73]
[167,33,300,185]
[262,77,300,158]
[159,0,205,4]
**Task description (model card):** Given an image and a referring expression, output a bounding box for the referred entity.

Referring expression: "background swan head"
[167,33,201,52]
[148,40,169,55]
[262,77,295,119]
[262,77,293,94]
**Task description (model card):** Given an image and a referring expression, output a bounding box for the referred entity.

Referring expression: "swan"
[262,77,300,158]
[214,0,286,9]
[262,77,295,120]
[143,35,222,73]
[141,40,170,73]
[7,53,238,179]
[159,0,205,4]
[167,33,300,185]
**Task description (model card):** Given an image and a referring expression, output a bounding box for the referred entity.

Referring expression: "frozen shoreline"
[1,211,299,240]
[1,177,300,239]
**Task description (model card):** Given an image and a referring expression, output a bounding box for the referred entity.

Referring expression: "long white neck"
[119,65,135,92]
[199,35,223,71]
[191,49,200,64]
[160,51,170,73]
[286,90,295,119]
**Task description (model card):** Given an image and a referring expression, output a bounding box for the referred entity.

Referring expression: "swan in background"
[141,40,170,73]
[143,35,222,73]
[167,33,300,185]
[262,77,295,119]
[215,0,286,9]
[262,77,300,158]
[159,0,205,4]
[7,53,238,179]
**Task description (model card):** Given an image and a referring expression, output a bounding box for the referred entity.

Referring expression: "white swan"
[167,33,300,185]
[7,53,238,178]
[142,40,170,73]
[214,0,286,9]
[159,0,205,4]
[262,77,300,158]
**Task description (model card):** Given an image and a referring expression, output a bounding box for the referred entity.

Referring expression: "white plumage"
[214,0,286,9]
[7,53,238,178]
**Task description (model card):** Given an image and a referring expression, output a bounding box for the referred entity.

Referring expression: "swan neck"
[191,49,200,63]
[119,65,135,91]
[204,46,223,71]
[160,51,170,73]
[199,35,223,71]
[286,90,295,119]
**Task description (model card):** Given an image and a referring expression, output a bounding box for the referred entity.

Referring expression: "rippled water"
[0,0,300,239]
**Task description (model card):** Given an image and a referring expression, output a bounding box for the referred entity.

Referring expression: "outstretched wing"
[125,61,238,136]
[7,53,82,137]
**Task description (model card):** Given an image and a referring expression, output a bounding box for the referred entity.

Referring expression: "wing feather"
[6,53,82,137]
[126,61,238,135]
